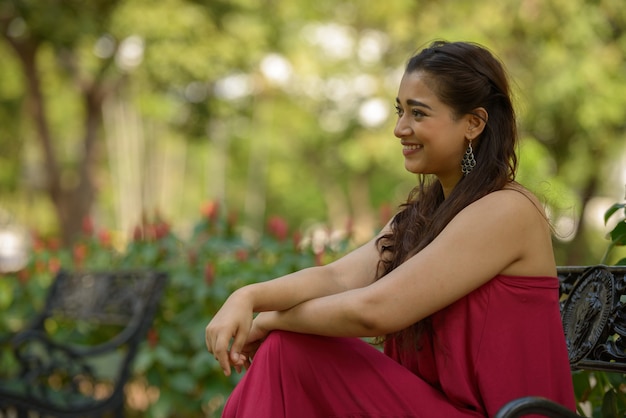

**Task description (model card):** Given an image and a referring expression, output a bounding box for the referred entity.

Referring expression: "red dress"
[221,275,576,417]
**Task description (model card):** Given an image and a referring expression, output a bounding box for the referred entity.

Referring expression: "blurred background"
[0,0,625,270]
[0,1,625,416]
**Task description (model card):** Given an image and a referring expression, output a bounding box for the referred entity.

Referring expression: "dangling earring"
[461,141,476,175]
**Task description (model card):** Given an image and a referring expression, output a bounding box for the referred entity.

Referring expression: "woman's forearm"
[240,265,349,313]
[260,288,383,338]
[237,233,384,314]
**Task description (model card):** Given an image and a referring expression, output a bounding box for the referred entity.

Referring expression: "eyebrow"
[395,97,433,110]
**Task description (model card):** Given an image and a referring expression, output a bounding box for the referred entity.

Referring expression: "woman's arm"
[235,224,388,312]
[205,222,390,375]
[254,189,555,338]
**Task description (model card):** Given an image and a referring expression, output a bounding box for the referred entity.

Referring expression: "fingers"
[204,293,255,376]
[205,322,233,376]
[205,326,214,355]
[242,340,262,360]
[213,331,234,376]
[228,325,250,365]
[206,324,252,376]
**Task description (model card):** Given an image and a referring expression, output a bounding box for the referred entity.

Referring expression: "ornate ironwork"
[0,270,166,417]
[558,265,626,373]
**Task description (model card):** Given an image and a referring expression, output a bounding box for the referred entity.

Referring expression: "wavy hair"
[376,41,518,346]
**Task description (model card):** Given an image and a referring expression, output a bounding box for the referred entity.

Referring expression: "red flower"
[48,258,61,274]
[144,224,157,241]
[292,231,302,250]
[154,221,170,240]
[132,225,143,241]
[267,216,288,241]
[31,232,45,252]
[147,328,159,348]
[17,269,29,284]
[204,262,216,286]
[47,237,61,251]
[82,216,94,236]
[235,249,248,262]
[73,243,88,267]
[98,229,112,247]
[201,201,220,222]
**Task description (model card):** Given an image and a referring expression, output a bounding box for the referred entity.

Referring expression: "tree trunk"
[2,30,101,245]
[564,154,602,265]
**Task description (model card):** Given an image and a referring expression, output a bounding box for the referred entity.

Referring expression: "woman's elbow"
[347,297,397,336]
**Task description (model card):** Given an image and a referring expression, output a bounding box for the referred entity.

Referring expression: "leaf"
[149,392,174,418]
[601,389,618,418]
[617,258,626,266]
[132,348,155,373]
[572,370,592,401]
[606,372,625,390]
[0,279,15,310]
[609,221,626,246]
[153,345,176,367]
[604,203,626,225]
[189,351,214,378]
[169,371,197,393]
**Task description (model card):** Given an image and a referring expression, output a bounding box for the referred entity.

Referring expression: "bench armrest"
[9,330,96,380]
[494,396,580,418]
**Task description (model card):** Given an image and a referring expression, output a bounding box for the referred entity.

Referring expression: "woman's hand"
[240,312,277,363]
[205,289,254,376]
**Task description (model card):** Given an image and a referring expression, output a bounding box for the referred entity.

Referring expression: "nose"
[393,115,411,138]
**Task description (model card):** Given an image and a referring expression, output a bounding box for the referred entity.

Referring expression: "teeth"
[403,144,422,150]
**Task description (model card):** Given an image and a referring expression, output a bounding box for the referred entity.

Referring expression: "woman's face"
[394,71,472,191]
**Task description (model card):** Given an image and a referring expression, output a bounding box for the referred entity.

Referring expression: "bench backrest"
[0,270,167,416]
[558,265,626,373]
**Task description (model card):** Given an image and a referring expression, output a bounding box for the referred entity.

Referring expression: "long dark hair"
[376,40,518,346]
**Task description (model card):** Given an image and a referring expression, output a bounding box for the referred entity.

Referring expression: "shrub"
[0,204,350,417]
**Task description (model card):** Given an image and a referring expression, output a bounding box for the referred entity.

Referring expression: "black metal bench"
[0,270,167,418]
[496,265,626,418]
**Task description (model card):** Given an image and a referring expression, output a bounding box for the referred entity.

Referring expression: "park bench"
[0,270,167,418]
[496,264,626,418]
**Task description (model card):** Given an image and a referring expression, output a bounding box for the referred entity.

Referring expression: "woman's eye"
[411,109,425,118]
[394,105,403,116]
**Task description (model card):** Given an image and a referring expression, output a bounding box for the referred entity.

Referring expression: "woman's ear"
[466,107,488,140]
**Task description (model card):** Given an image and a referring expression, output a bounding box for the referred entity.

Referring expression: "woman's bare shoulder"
[480,182,549,220]
[502,182,544,203]
[477,183,555,276]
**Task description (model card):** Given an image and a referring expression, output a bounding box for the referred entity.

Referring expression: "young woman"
[205,40,576,417]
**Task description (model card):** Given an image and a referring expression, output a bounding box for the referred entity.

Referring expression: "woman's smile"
[402,143,423,156]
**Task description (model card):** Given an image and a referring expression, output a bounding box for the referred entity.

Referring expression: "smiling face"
[394,71,478,194]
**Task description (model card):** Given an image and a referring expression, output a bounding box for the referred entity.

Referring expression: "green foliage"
[0,205,348,417]
[570,195,626,417]
[573,370,626,418]
[2,0,625,257]
[3,198,626,416]
[602,201,626,265]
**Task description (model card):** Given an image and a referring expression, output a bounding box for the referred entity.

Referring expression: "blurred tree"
[0,0,624,265]
[503,0,626,264]
[0,0,123,244]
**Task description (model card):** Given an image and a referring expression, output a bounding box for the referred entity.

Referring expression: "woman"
[205,40,576,417]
